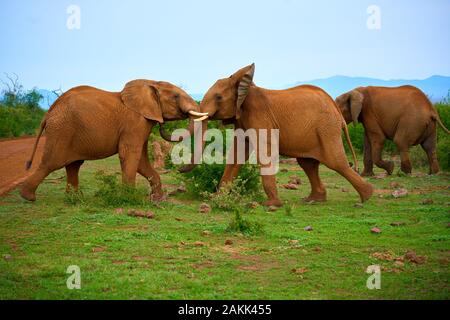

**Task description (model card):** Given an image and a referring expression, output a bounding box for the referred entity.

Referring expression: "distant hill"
[33,75,450,109]
[288,75,450,102]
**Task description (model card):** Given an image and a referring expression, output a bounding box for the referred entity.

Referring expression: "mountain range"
[36,75,450,109]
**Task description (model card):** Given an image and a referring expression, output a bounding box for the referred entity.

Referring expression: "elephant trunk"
[159,123,182,142]
[178,118,208,173]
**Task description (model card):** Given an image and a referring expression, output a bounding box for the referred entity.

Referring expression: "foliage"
[181,162,261,197]
[93,171,148,207]
[0,76,46,138]
[226,209,264,235]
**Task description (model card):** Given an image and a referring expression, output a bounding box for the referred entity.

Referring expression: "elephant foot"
[150,192,167,204]
[361,171,374,177]
[429,166,439,175]
[385,161,394,175]
[400,164,412,175]
[19,185,36,202]
[358,183,374,203]
[262,198,283,207]
[302,192,327,203]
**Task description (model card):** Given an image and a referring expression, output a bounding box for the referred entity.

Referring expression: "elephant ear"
[349,90,364,126]
[121,81,164,123]
[235,63,255,119]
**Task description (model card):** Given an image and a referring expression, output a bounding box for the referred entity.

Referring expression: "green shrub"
[435,101,450,171]
[94,171,148,207]
[181,162,261,197]
[226,209,263,235]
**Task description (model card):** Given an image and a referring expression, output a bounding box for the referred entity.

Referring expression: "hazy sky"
[1,0,449,93]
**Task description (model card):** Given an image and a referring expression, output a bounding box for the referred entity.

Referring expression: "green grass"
[0,154,449,300]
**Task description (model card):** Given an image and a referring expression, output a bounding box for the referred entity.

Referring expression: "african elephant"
[335,86,449,176]
[193,64,374,206]
[20,80,207,201]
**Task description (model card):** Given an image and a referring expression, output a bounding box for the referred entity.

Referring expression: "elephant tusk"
[194,115,209,122]
[189,110,209,117]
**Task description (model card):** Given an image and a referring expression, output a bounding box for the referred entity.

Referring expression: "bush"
[226,209,264,235]
[181,162,261,197]
[94,171,148,207]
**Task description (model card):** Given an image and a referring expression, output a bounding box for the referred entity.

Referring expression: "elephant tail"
[342,121,359,173]
[432,112,450,134]
[26,118,46,170]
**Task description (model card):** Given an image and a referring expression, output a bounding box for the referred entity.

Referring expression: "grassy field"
[0,153,449,300]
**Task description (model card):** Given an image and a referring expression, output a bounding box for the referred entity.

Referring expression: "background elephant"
[20,79,206,201]
[335,86,449,176]
[194,64,373,206]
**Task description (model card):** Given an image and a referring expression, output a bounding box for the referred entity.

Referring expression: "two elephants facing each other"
[335,86,449,176]
[20,80,209,202]
[192,64,374,207]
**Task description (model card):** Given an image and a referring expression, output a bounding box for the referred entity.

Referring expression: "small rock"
[291,267,308,274]
[288,240,299,245]
[354,203,364,208]
[392,188,408,198]
[341,188,349,193]
[3,254,12,261]
[248,202,259,209]
[389,181,402,189]
[404,250,427,264]
[280,168,289,173]
[169,185,187,196]
[225,239,233,246]
[267,206,278,212]
[288,176,302,185]
[127,209,155,219]
[304,226,313,232]
[92,247,106,253]
[313,247,322,253]
[394,260,404,267]
[115,208,124,214]
[421,199,434,205]
[194,241,206,247]
[390,221,405,227]
[283,183,299,190]
[199,203,212,214]
[175,217,184,222]
[370,227,382,234]
[201,230,211,236]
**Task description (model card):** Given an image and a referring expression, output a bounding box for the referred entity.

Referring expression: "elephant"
[192,64,374,206]
[20,79,207,201]
[335,86,449,176]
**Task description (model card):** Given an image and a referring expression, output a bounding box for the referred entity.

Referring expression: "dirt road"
[0,136,45,196]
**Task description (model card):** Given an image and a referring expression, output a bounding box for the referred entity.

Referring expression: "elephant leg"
[297,158,326,202]
[20,165,52,201]
[20,138,67,201]
[421,131,439,174]
[361,133,374,176]
[137,142,165,202]
[393,137,412,174]
[261,173,282,207]
[219,136,251,189]
[118,142,143,186]
[65,160,84,192]
[370,134,394,175]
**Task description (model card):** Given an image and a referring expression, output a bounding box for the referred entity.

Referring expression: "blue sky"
[0,0,449,93]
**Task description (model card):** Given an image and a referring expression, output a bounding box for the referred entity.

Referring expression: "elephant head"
[121,80,208,142]
[335,89,364,126]
[178,64,255,173]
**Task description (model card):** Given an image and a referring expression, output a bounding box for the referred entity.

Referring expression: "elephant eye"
[174,94,180,101]
[215,94,223,101]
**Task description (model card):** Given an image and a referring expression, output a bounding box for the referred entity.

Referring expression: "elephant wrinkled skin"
[336,86,449,176]
[20,80,201,202]
[195,64,374,206]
